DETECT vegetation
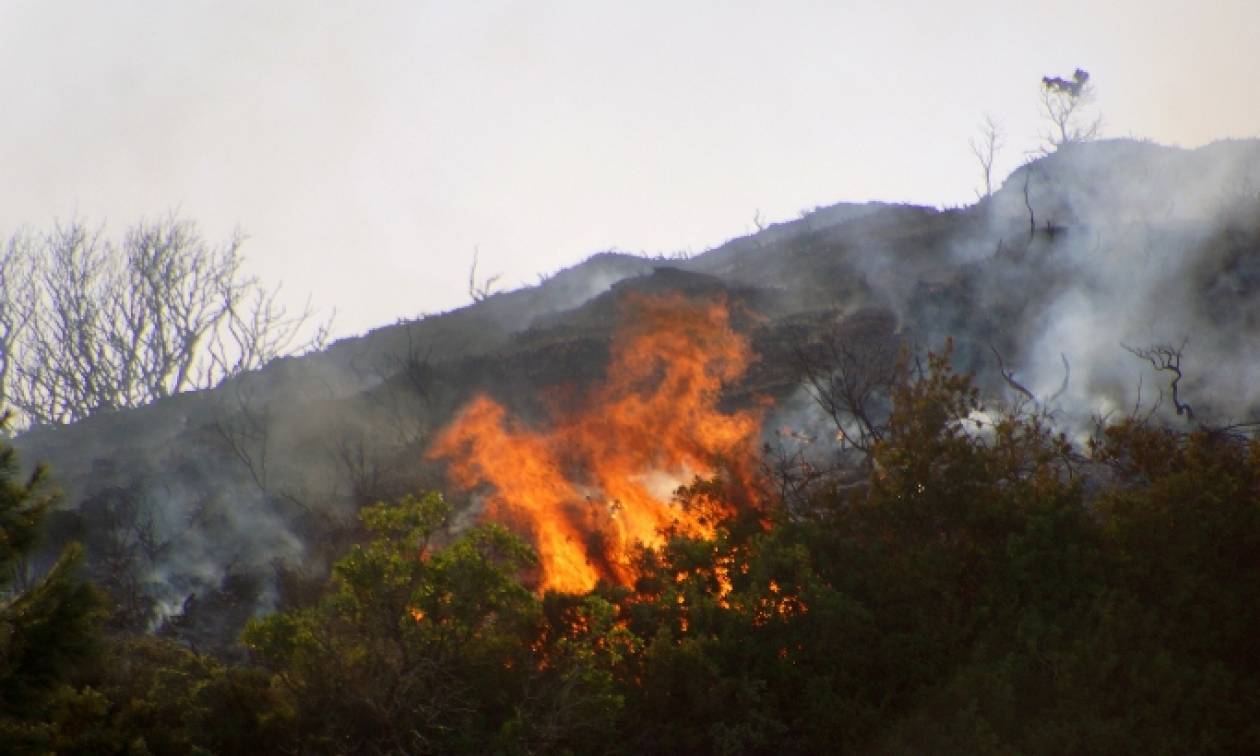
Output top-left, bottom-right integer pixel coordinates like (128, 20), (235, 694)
(1039, 68), (1102, 150)
(0, 215), (328, 428)
(0, 415), (106, 750)
(4, 343), (1260, 754)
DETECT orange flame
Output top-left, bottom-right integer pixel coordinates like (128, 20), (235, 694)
(427, 293), (762, 593)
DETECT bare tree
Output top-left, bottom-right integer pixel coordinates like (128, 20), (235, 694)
(0, 215), (330, 427)
(969, 114), (1004, 200)
(752, 209), (767, 232)
(467, 246), (501, 303)
(759, 429), (833, 513)
(0, 234), (37, 415)
(989, 343), (1070, 416)
(1124, 339), (1194, 421)
(1022, 168), (1038, 239)
(794, 308), (902, 456)
(352, 320), (436, 448)
(1039, 68), (1102, 152)
(212, 379), (276, 496)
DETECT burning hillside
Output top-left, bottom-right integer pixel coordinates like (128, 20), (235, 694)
(11, 138), (1260, 664)
(10, 136), (1260, 753)
(428, 293), (764, 593)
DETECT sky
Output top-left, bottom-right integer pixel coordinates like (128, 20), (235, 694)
(1, 1), (1257, 340)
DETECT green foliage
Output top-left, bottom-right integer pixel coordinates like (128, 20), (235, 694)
(0, 441), (55, 583)
(243, 491), (626, 754)
(0, 421), (108, 748)
(6, 634), (291, 755)
(11, 348), (1260, 752)
(585, 348), (1260, 753)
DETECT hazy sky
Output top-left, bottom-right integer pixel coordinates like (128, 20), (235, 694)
(2, 1), (1257, 339)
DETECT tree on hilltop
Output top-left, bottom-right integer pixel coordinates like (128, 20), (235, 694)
(1039, 67), (1102, 151)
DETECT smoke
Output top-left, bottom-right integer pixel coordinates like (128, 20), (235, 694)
(971, 140), (1260, 428)
(15, 244), (658, 631)
(705, 138), (1260, 464)
(15, 136), (1260, 651)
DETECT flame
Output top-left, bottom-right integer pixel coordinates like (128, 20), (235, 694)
(427, 293), (762, 593)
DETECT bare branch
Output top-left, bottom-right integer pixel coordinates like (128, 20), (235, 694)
(793, 308), (901, 456)
(989, 344), (1036, 404)
(989, 345), (1071, 420)
(0, 215), (330, 428)
(1049, 353), (1070, 404)
(212, 379), (273, 496)
(969, 114), (1004, 200)
(467, 247), (501, 304)
(1023, 169), (1037, 240)
(1123, 338), (1194, 421)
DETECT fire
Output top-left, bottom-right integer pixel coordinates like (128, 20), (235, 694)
(427, 293), (763, 593)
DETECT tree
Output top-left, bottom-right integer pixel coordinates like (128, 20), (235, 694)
(0, 414), (106, 745)
(1123, 339), (1195, 421)
(468, 246), (502, 303)
(969, 113), (1004, 200)
(243, 493), (540, 753)
(243, 491), (636, 754)
(0, 236), (37, 411)
(0, 215), (330, 428)
(1039, 68), (1101, 151)
(792, 307), (902, 458)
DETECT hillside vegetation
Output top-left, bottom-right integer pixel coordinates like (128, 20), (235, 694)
(4, 138), (1260, 753)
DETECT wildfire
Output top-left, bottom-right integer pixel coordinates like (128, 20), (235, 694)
(427, 293), (763, 593)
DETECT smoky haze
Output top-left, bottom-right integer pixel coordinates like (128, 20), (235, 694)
(14, 136), (1260, 651)
(969, 140), (1260, 429)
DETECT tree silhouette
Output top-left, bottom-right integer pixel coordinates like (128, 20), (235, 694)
(1039, 68), (1101, 151)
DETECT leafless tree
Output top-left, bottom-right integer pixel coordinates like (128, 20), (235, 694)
(794, 308), (902, 456)
(759, 430), (831, 512)
(0, 215), (330, 428)
(969, 114), (1004, 200)
(1022, 166), (1039, 239)
(1039, 68), (1102, 153)
(345, 319), (436, 449)
(467, 247), (501, 303)
(1124, 339), (1194, 421)
(212, 378), (276, 496)
(0, 234), (37, 414)
(989, 343), (1070, 417)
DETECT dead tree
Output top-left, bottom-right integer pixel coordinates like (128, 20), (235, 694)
(1022, 169), (1038, 240)
(989, 343), (1070, 416)
(969, 114), (1004, 200)
(1124, 339), (1194, 421)
(468, 247), (502, 303)
(760, 430), (824, 511)
(0, 215), (329, 428)
(212, 378), (276, 497)
(346, 318), (436, 448)
(0, 235), (36, 417)
(794, 308), (901, 456)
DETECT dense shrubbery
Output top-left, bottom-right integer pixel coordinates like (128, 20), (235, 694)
(5, 352), (1260, 754)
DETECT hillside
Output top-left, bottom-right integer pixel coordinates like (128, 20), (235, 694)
(13, 137), (1260, 650)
